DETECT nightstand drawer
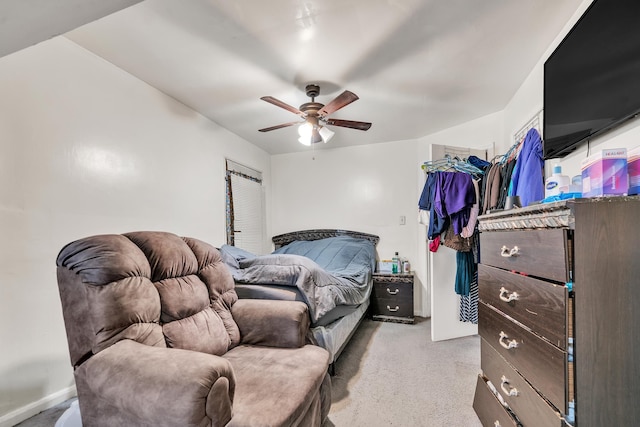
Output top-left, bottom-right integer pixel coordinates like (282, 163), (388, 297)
(480, 229), (570, 283)
(478, 264), (569, 349)
(371, 280), (413, 301)
(370, 297), (413, 318)
(479, 303), (567, 413)
(473, 375), (520, 427)
(481, 339), (566, 427)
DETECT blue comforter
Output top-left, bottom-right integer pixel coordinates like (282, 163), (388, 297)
(220, 236), (376, 323)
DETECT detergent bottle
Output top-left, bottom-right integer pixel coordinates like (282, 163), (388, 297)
(545, 164), (570, 198)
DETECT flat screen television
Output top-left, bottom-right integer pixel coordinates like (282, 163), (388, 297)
(543, 0), (640, 159)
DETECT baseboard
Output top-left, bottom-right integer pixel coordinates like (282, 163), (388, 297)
(0, 386), (77, 427)
(415, 309), (428, 318)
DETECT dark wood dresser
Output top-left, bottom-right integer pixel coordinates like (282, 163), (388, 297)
(370, 272), (414, 324)
(473, 197), (640, 426)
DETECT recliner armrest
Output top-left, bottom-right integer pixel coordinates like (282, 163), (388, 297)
(232, 299), (310, 348)
(74, 339), (235, 426)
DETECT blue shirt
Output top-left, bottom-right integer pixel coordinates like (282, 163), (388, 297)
(509, 128), (544, 207)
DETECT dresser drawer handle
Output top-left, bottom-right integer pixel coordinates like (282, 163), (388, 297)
(499, 287), (519, 302)
(387, 305), (400, 312)
(500, 245), (520, 257)
(498, 331), (518, 350)
(386, 288), (399, 295)
(500, 375), (519, 397)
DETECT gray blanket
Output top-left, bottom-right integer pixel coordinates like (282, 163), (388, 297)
(220, 236), (376, 323)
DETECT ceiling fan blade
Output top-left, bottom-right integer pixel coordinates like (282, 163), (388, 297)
(318, 90), (359, 116)
(258, 121), (300, 132)
(325, 119), (372, 131)
(260, 96), (303, 116)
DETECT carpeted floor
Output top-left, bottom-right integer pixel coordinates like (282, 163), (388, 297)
(16, 317), (482, 427)
(13, 399), (72, 427)
(328, 317), (482, 427)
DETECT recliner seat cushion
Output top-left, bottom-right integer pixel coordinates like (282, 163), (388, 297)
(222, 344), (330, 427)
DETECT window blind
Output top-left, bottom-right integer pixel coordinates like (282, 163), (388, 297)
(226, 160), (265, 254)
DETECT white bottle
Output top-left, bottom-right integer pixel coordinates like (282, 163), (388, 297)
(545, 164), (571, 198)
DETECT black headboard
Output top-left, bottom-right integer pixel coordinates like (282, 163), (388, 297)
(272, 229), (380, 249)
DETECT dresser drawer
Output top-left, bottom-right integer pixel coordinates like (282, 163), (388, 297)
(480, 229), (570, 283)
(479, 303), (567, 413)
(473, 375), (520, 427)
(481, 339), (566, 427)
(478, 264), (569, 349)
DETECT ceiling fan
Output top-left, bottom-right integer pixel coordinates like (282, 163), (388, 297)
(259, 84), (372, 145)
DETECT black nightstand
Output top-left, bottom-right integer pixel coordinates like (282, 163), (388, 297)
(370, 272), (414, 324)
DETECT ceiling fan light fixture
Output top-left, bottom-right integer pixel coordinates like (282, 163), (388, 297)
(311, 127), (323, 144)
(297, 121), (313, 138)
(297, 121), (314, 145)
(298, 117), (326, 145)
(298, 136), (312, 146)
(260, 84), (371, 147)
(318, 126), (335, 143)
(298, 122), (333, 145)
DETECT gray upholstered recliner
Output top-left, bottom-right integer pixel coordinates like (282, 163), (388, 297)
(56, 231), (331, 427)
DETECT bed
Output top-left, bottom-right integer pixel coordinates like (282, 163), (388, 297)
(219, 229), (379, 372)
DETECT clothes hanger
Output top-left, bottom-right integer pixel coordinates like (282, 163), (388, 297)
(453, 161), (484, 177)
(421, 155), (455, 172)
(422, 155), (484, 177)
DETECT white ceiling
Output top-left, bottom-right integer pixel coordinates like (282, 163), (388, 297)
(4, 0), (584, 155)
(0, 0), (143, 57)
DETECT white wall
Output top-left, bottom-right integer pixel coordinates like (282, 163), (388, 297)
(270, 141), (426, 314)
(0, 37), (270, 425)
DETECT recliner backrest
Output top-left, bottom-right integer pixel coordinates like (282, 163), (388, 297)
(56, 231), (240, 368)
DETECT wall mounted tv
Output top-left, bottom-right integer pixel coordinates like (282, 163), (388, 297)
(543, 0), (640, 159)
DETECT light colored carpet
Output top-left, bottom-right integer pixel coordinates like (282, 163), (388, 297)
(13, 399), (72, 427)
(327, 317), (482, 427)
(16, 317), (482, 427)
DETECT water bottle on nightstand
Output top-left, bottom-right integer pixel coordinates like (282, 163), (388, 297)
(392, 252), (400, 274)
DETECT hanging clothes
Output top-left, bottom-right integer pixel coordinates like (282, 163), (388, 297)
(508, 128), (545, 207)
(459, 271), (478, 324)
(497, 158), (517, 210)
(467, 155), (491, 170)
(461, 179), (480, 238)
(441, 223), (473, 252)
(419, 172), (450, 240)
(432, 171), (476, 235)
(419, 159), (485, 325)
(455, 251), (476, 296)
(428, 235), (441, 252)
(482, 162), (502, 214)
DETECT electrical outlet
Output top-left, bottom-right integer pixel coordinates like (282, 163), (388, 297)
(399, 215), (406, 225)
